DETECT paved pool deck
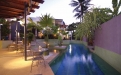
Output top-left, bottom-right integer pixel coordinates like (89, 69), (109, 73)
(0, 48), (59, 75)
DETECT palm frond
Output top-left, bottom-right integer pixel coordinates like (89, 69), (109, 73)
(73, 5), (81, 12)
(74, 12), (82, 19)
(69, 0), (79, 7)
(38, 14), (54, 28)
(70, 0), (91, 21)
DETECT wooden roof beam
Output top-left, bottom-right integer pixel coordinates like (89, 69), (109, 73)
(0, 16), (17, 18)
(30, 10), (35, 12)
(0, 0), (40, 9)
(32, 4), (39, 9)
(0, 0), (43, 18)
(0, 6), (23, 12)
(0, 1), (24, 10)
(0, 10), (23, 15)
(0, 13), (21, 17)
(32, 0), (44, 3)
(0, 0), (27, 5)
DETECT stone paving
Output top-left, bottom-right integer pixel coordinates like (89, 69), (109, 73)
(0, 48), (59, 75)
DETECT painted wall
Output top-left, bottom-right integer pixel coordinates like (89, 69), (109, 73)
(11, 21), (24, 41)
(94, 46), (121, 73)
(0, 40), (12, 49)
(94, 14), (121, 73)
(95, 15), (121, 55)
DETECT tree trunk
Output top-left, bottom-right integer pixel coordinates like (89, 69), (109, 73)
(81, 5), (84, 22)
(46, 30), (49, 48)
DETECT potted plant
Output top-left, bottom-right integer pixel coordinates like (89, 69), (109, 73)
(27, 32), (34, 45)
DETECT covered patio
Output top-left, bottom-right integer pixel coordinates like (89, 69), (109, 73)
(0, 0), (44, 60)
(0, 0), (59, 75)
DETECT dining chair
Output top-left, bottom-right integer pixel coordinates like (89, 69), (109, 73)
(30, 51), (46, 72)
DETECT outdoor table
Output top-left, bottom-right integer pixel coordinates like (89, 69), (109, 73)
(31, 47), (49, 55)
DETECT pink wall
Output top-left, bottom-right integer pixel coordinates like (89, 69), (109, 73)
(94, 14), (121, 55)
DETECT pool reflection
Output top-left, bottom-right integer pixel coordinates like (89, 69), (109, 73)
(50, 44), (104, 75)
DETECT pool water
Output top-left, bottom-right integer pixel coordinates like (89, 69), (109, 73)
(50, 44), (121, 75)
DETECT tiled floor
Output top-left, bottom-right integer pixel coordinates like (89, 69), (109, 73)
(0, 48), (59, 75)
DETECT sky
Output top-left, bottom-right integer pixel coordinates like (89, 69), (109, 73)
(29, 0), (112, 25)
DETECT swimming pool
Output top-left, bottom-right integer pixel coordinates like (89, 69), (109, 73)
(50, 44), (121, 75)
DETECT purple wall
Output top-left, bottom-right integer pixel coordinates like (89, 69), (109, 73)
(94, 14), (121, 55)
(83, 36), (87, 42)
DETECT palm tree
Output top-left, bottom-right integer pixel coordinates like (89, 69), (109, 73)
(70, 0), (91, 22)
(38, 14), (53, 48)
(51, 25), (59, 38)
(112, 0), (121, 16)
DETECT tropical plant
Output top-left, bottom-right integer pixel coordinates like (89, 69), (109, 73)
(27, 32), (34, 43)
(68, 23), (76, 31)
(112, 0), (121, 16)
(51, 25), (59, 35)
(67, 22), (80, 39)
(67, 22), (78, 33)
(70, 0), (91, 21)
(0, 18), (6, 24)
(38, 14), (54, 48)
(75, 8), (113, 40)
(61, 30), (68, 35)
(0, 18), (10, 40)
(27, 18), (42, 31)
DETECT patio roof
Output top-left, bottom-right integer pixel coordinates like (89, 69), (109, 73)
(0, 0), (44, 61)
(0, 0), (44, 18)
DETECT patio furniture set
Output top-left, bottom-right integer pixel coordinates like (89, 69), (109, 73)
(8, 41), (48, 72)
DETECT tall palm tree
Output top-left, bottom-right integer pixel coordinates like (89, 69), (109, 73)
(70, 0), (91, 22)
(38, 14), (53, 47)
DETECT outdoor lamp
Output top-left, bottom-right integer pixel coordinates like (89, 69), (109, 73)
(0, 24), (3, 25)
(18, 19), (25, 27)
(43, 27), (46, 30)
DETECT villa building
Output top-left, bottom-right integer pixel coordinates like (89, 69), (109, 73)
(30, 17), (68, 38)
(7, 17), (68, 41)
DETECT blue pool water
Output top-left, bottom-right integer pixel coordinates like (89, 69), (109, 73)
(50, 44), (105, 75)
